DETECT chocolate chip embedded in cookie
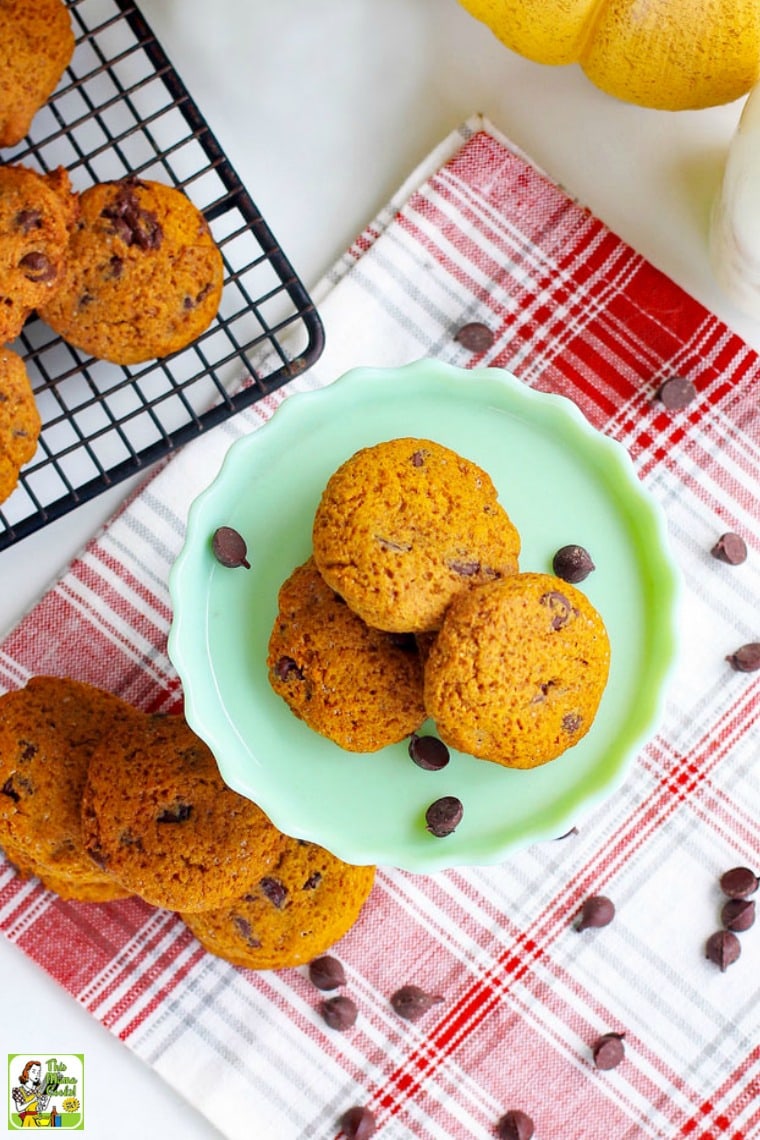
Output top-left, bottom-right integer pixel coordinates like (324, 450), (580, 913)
(0, 0), (75, 148)
(39, 177), (224, 364)
(181, 838), (375, 970)
(312, 438), (521, 633)
(267, 557), (427, 751)
(81, 708), (284, 911)
(0, 346), (40, 504)
(0, 163), (79, 342)
(423, 572), (610, 769)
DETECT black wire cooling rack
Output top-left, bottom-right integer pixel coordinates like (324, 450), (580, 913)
(1, 0), (324, 550)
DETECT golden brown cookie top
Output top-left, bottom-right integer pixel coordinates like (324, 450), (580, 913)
(182, 838), (375, 970)
(0, 0), (75, 148)
(81, 708), (286, 912)
(267, 557), (426, 752)
(0, 345), (40, 504)
(312, 437), (521, 633)
(38, 177), (224, 364)
(423, 572), (611, 769)
(0, 162), (79, 342)
(0, 676), (139, 876)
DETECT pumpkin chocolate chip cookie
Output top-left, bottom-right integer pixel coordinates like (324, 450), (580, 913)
(312, 437), (521, 633)
(0, 345), (40, 504)
(423, 572), (610, 768)
(81, 707), (285, 912)
(0, 0), (75, 148)
(267, 557), (426, 751)
(39, 176), (224, 363)
(0, 162), (79, 342)
(0, 676), (134, 902)
(181, 837), (375, 970)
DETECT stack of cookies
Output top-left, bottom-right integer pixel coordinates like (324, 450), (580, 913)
(0, 676), (375, 970)
(0, 1), (225, 506)
(268, 437), (611, 770)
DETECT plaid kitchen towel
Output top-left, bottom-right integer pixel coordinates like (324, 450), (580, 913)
(2, 114), (760, 1139)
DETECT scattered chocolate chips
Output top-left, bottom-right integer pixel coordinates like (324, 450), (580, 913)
(390, 984), (444, 1021)
(591, 1032), (625, 1070)
(719, 866), (758, 898)
(726, 643), (760, 673)
(552, 543), (595, 583)
(657, 375), (697, 410)
(340, 1105), (377, 1140)
(711, 532), (747, 565)
(705, 929), (741, 971)
(425, 796), (463, 837)
(14, 208), (42, 232)
(320, 994), (358, 1031)
(408, 732), (450, 771)
(211, 525), (251, 568)
(496, 1109), (535, 1140)
(308, 955), (346, 991)
(274, 655), (303, 682)
(454, 321), (495, 352)
(575, 895), (616, 931)
(260, 877), (289, 908)
(18, 251), (55, 282)
(101, 182), (163, 249)
(721, 898), (756, 933)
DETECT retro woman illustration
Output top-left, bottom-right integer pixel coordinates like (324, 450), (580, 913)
(11, 1060), (51, 1127)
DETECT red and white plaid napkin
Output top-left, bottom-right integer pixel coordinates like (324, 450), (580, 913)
(2, 114), (760, 1139)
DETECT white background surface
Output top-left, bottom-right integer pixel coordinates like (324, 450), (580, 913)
(1, 2), (759, 1136)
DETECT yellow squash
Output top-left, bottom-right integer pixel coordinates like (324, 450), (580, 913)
(459, 0), (760, 110)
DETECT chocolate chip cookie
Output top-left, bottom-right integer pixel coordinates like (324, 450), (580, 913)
(312, 438), (521, 633)
(0, 0), (75, 148)
(0, 345), (40, 504)
(39, 177), (224, 363)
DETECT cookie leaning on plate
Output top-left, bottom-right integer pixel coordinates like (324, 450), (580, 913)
(81, 706), (285, 912)
(182, 838), (375, 970)
(267, 557), (426, 752)
(0, 676), (134, 902)
(39, 177), (224, 364)
(424, 572), (611, 769)
(0, 0), (75, 148)
(312, 437), (521, 633)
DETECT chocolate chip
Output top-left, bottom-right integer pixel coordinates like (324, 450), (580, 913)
(1, 777), (20, 803)
(721, 898), (755, 932)
(211, 526), (250, 568)
(657, 375), (697, 409)
(410, 449), (426, 467)
(309, 955), (346, 991)
(18, 251), (55, 282)
(705, 929), (741, 971)
(711, 532), (747, 565)
(375, 536), (412, 553)
(562, 712), (582, 735)
(156, 802), (192, 823)
(719, 866), (758, 898)
(107, 254), (124, 279)
(232, 915), (262, 947)
(408, 733), (450, 771)
(726, 644), (760, 672)
(552, 544), (595, 583)
(575, 895), (615, 931)
(554, 826), (579, 841)
(320, 994), (358, 1031)
(592, 1032), (625, 1070)
(14, 209), (42, 233)
(496, 1109), (535, 1140)
(260, 877), (288, 908)
(539, 590), (575, 630)
(390, 984), (444, 1021)
(101, 184), (163, 249)
(340, 1106), (377, 1140)
(448, 559), (482, 576)
(302, 871), (322, 890)
(274, 656), (303, 682)
(425, 796), (463, 837)
(454, 321), (495, 351)
(19, 742), (36, 762)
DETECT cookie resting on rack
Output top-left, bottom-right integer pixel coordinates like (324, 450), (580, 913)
(39, 176), (224, 364)
(0, 0), (75, 148)
(0, 345), (40, 504)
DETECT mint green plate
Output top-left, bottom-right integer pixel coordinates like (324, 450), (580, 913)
(168, 360), (679, 872)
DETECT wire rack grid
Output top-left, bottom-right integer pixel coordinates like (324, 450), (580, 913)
(1, 0), (324, 550)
